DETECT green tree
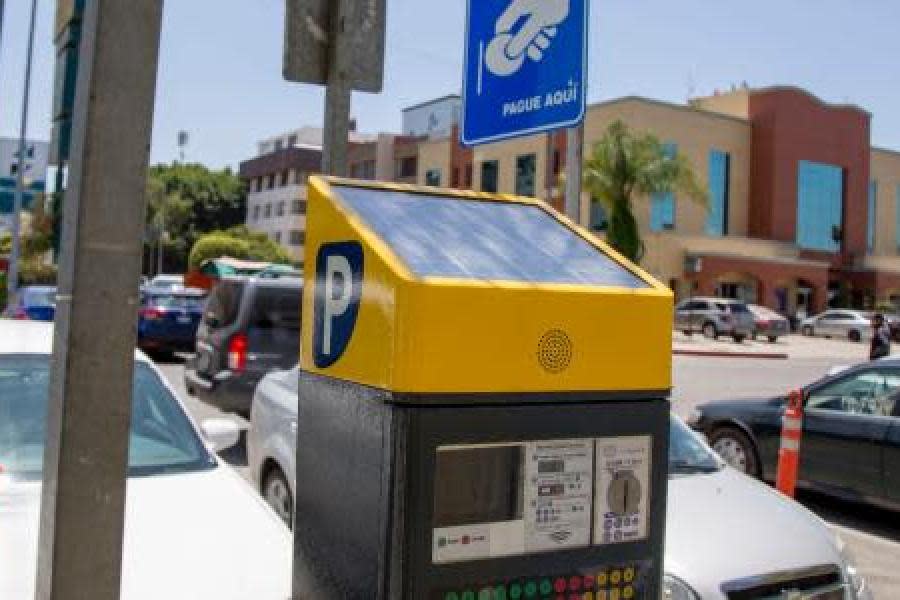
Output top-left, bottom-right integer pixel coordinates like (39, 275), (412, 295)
(582, 120), (708, 262)
(188, 226), (292, 271)
(145, 163), (247, 273)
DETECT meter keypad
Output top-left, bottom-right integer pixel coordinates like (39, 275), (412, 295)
(433, 563), (648, 600)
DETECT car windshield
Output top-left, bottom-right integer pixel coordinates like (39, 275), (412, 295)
(146, 293), (206, 310)
(23, 289), (57, 308)
(669, 416), (721, 475)
(0, 355), (216, 479)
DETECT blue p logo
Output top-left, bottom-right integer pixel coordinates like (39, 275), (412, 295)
(313, 241), (364, 368)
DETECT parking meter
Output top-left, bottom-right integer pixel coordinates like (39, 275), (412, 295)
(294, 177), (673, 600)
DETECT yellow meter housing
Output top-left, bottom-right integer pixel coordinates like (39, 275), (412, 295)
(293, 177), (672, 600)
(301, 177), (672, 396)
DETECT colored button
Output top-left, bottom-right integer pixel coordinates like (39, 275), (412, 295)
(623, 567), (635, 583)
(596, 591), (608, 600)
(554, 578), (567, 593)
(609, 570), (622, 585)
(622, 586), (634, 599)
(596, 572), (608, 587)
(569, 594), (580, 600)
(479, 588), (492, 600)
(509, 583), (523, 599)
(444, 593), (460, 600)
(582, 576), (594, 590)
(524, 581), (538, 598)
(568, 576), (582, 591)
(540, 578), (554, 595)
(495, 585), (508, 600)
(609, 589), (620, 600)
(462, 592), (476, 600)
(583, 594), (594, 600)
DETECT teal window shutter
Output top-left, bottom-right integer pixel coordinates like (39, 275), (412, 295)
(706, 150), (729, 236)
(650, 143), (677, 232)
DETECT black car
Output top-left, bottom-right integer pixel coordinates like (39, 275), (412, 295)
(184, 275), (302, 417)
(688, 359), (900, 511)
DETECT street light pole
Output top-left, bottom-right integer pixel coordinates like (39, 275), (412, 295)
(6, 0), (38, 313)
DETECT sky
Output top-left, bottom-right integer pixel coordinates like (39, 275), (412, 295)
(0, 0), (899, 171)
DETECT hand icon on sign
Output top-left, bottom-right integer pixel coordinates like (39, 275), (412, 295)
(485, 0), (570, 77)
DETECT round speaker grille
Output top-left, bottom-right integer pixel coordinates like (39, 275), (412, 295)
(537, 329), (572, 374)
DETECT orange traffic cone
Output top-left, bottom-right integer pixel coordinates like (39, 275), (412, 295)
(776, 389), (804, 497)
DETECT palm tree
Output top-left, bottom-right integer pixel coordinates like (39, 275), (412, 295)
(582, 120), (708, 262)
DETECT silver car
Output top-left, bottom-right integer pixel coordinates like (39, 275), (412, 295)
(675, 297), (755, 342)
(247, 368), (870, 599)
(801, 309), (872, 342)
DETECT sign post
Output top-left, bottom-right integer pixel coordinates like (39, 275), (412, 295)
(461, 0), (587, 147)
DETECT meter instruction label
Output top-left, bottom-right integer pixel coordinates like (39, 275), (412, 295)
(593, 436), (651, 545)
(523, 439), (593, 551)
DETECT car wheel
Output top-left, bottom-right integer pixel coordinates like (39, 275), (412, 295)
(702, 322), (718, 340)
(263, 467), (293, 528)
(682, 330), (692, 336)
(732, 334), (746, 343)
(801, 325), (814, 337)
(848, 330), (861, 343)
(709, 427), (760, 477)
(767, 335), (778, 343)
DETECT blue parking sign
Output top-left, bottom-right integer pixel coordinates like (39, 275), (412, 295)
(461, 0), (587, 147)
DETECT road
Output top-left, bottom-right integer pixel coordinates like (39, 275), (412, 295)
(158, 350), (899, 598)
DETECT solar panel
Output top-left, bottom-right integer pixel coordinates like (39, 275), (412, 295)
(333, 185), (648, 288)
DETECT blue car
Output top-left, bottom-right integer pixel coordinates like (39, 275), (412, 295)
(11, 286), (57, 321)
(138, 288), (206, 355)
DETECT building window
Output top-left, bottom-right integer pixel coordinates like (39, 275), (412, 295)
(552, 149), (562, 176)
(797, 160), (843, 252)
(264, 203), (272, 218)
(650, 143), (677, 232)
(274, 139), (283, 152)
(589, 199), (608, 231)
(280, 170), (290, 186)
(452, 167), (460, 187)
(363, 160), (376, 179)
(289, 230), (305, 246)
(481, 160), (498, 193)
(295, 170), (306, 185)
(274, 231), (282, 244)
(288, 134), (298, 147)
(464, 163), (473, 188)
(276, 201), (285, 217)
(515, 154), (536, 197)
(706, 150), (730, 236)
(868, 181), (877, 252)
(425, 168), (441, 186)
(252, 205), (260, 221)
(266, 174), (275, 190)
(292, 200), (306, 215)
(396, 156), (417, 179)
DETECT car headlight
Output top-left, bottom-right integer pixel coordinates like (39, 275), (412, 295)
(663, 574), (699, 600)
(836, 534), (870, 600)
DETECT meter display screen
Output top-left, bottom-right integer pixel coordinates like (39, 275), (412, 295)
(434, 446), (524, 527)
(332, 185), (648, 288)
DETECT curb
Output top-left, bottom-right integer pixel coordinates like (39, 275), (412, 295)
(673, 348), (789, 360)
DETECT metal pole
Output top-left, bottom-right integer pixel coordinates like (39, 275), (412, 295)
(321, 0), (355, 176)
(6, 0), (37, 313)
(564, 124), (584, 222)
(36, 1), (164, 599)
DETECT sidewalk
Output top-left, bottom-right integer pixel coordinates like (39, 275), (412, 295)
(673, 331), (872, 361)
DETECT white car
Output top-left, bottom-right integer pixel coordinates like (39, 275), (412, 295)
(801, 309), (872, 342)
(0, 321), (292, 599)
(249, 367), (869, 600)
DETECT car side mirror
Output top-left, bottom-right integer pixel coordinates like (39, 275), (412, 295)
(201, 418), (241, 453)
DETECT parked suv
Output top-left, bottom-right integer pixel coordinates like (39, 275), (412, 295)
(184, 276), (302, 416)
(675, 297), (755, 342)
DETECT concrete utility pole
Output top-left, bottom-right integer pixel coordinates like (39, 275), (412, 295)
(320, 0), (355, 176)
(564, 124), (584, 223)
(36, 2), (164, 600)
(6, 0), (37, 313)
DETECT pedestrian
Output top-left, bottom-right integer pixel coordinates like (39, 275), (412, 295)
(869, 313), (892, 361)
